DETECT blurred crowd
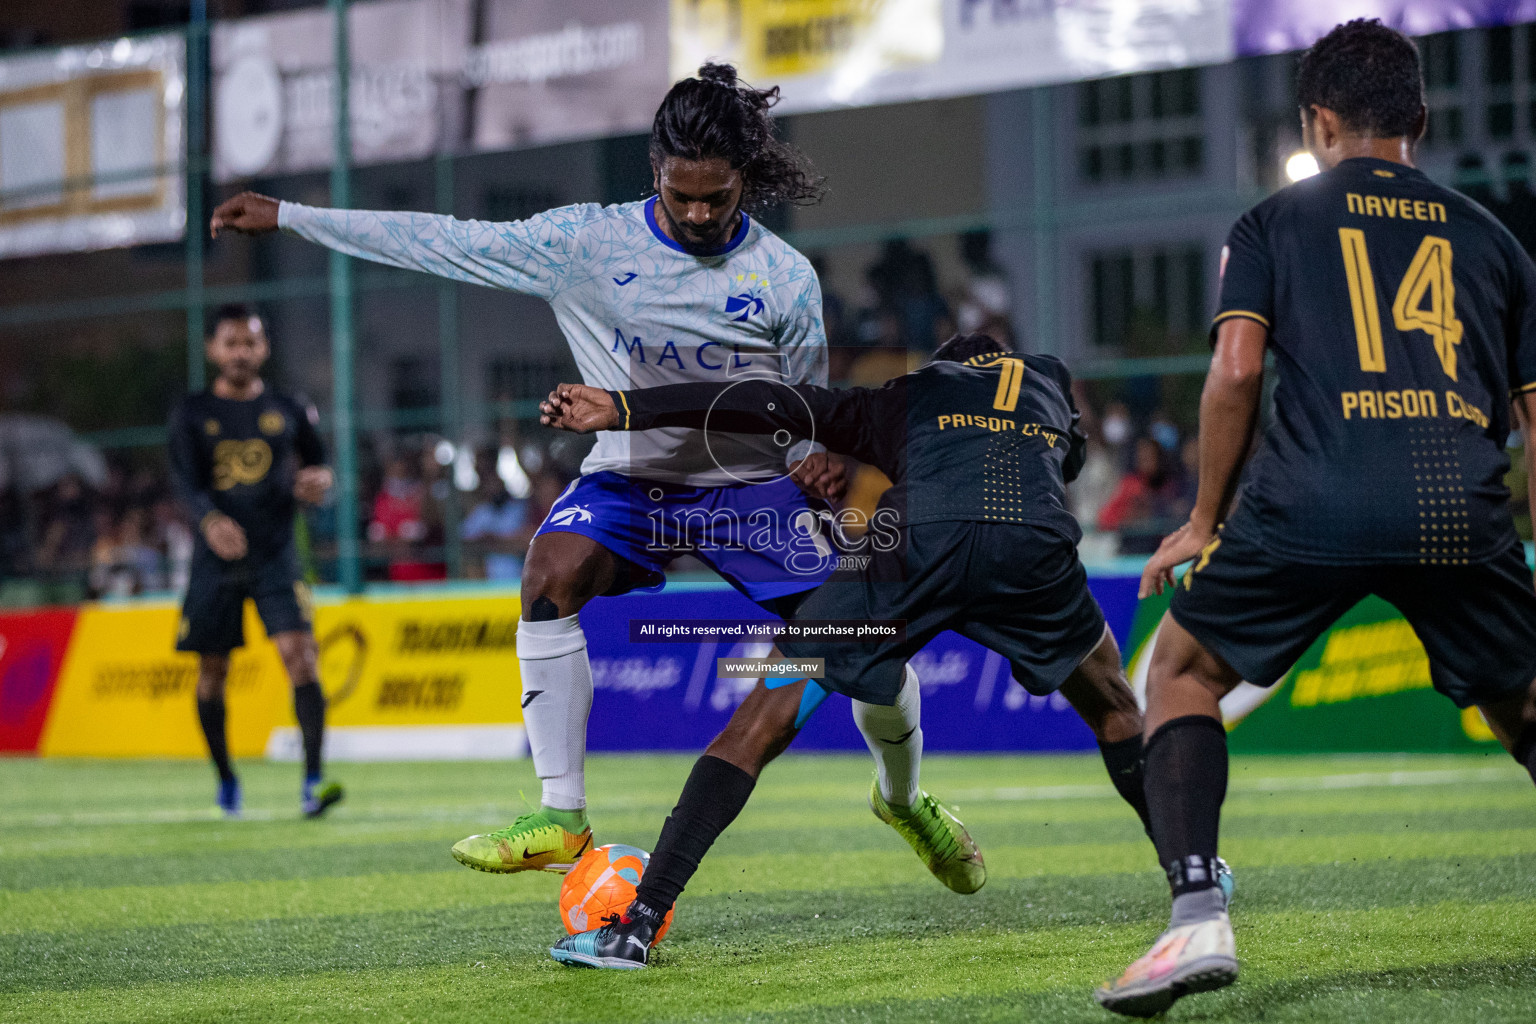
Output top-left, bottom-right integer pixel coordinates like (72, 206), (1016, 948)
(0, 440), (576, 600)
(4, 468), (194, 599)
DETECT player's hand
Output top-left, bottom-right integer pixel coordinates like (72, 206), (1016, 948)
(1139, 520), (1216, 599)
(210, 191), (280, 238)
(540, 384), (620, 433)
(294, 466), (334, 504)
(789, 450), (847, 502)
(202, 513), (249, 561)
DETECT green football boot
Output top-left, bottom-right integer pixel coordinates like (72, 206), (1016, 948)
(868, 778), (986, 894)
(451, 811), (594, 874)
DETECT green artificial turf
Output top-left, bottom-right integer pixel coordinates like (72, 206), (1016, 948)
(1, 752), (1533, 1022)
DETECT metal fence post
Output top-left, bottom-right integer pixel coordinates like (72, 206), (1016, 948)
(436, 151), (463, 579)
(329, 0), (361, 593)
(1031, 85), (1058, 356)
(185, 0), (208, 391)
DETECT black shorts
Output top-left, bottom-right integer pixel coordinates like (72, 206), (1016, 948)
(1171, 521), (1536, 708)
(176, 546), (313, 655)
(778, 521), (1106, 705)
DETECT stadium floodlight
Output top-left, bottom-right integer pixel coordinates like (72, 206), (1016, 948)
(1285, 149), (1320, 182)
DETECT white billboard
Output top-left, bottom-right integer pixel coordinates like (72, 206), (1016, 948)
(671, 0), (1234, 113)
(0, 33), (186, 258)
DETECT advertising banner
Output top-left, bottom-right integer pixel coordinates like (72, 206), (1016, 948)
(266, 594), (527, 760)
(22, 559), (1523, 758)
(38, 592), (526, 760)
(212, 0), (472, 181)
(671, 0), (1233, 114)
(0, 32), (185, 258)
(40, 602), (289, 758)
(1234, 1), (1536, 57)
(1123, 588), (1503, 753)
(468, 0), (671, 153)
(578, 575), (1142, 753)
(0, 608), (76, 753)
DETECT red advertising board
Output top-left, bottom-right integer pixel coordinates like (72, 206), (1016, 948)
(0, 608), (77, 753)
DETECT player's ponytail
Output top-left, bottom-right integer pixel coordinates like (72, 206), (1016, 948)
(650, 62), (826, 213)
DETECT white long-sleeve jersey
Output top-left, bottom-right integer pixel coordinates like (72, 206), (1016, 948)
(280, 197), (827, 486)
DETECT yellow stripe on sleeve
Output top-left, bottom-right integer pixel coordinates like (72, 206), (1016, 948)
(1512, 379), (1536, 397)
(616, 390), (632, 429)
(1212, 309), (1271, 329)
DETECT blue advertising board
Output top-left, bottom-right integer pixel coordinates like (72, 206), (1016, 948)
(579, 573), (1143, 753)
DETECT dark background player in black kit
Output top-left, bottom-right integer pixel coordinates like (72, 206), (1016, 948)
(537, 332), (1174, 969)
(168, 304), (344, 819)
(1096, 20), (1536, 1018)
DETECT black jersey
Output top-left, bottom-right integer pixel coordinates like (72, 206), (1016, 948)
(609, 351), (1087, 541)
(168, 389), (325, 559)
(1216, 156), (1536, 565)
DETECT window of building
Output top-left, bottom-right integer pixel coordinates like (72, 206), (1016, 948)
(1089, 243), (1207, 352)
(1481, 24), (1529, 142)
(488, 355), (579, 405)
(389, 355), (435, 412)
(1077, 69), (1203, 185)
(1420, 31), (1463, 148)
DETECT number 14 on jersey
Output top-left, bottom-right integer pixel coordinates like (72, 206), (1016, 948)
(1339, 229), (1464, 381)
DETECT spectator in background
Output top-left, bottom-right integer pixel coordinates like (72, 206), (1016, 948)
(1068, 391), (1124, 544)
(36, 475), (96, 577)
(1173, 437), (1201, 523)
(416, 446), (450, 571)
(369, 455), (443, 582)
(152, 494), (194, 593)
(462, 480), (529, 581)
(89, 506), (161, 597)
(1147, 408), (1181, 455)
(865, 239), (952, 351)
(956, 231), (1013, 346)
(1100, 401), (1133, 450)
(1097, 435), (1186, 537)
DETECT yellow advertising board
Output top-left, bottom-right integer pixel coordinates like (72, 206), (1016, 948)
(41, 602), (288, 758)
(40, 592), (525, 759)
(671, 1), (938, 84)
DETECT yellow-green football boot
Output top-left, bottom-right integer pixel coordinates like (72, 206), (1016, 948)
(869, 778), (986, 894)
(452, 811), (593, 874)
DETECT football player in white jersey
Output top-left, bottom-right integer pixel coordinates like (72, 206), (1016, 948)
(209, 65), (975, 890)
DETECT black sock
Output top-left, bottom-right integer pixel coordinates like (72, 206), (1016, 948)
(1098, 734), (1153, 838)
(292, 681), (326, 781)
(1144, 715), (1228, 896)
(1514, 725), (1536, 788)
(196, 696), (236, 784)
(632, 755), (757, 916)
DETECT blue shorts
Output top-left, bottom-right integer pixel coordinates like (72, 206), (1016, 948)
(534, 471), (836, 607)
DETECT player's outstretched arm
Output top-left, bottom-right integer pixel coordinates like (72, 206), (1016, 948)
(1140, 318), (1266, 598)
(213, 192), (583, 298)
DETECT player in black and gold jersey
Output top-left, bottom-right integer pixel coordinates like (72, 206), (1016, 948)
(534, 332), (1177, 969)
(1097, 21), (1536, 1017)
(168, 304), (343, 819)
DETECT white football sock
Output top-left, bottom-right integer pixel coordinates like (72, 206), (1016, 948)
(516, 615), (592, 811)
(852, 664), (923, 808)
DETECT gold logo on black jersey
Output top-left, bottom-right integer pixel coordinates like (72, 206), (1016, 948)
(204, 419), (221, 436)
(212, 439), (273, 490)
(259, 410), (286, 436)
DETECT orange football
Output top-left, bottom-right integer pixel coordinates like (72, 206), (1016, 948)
(559, 843), (674, 944)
